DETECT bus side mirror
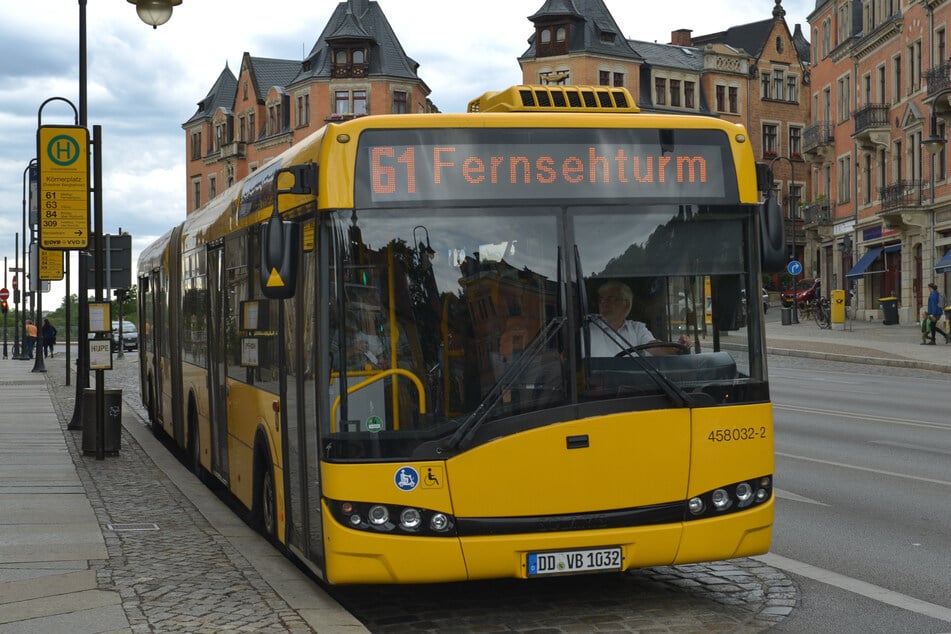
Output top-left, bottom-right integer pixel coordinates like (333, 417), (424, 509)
(759, 193), (786, 273)
(260, 212), (299, 299)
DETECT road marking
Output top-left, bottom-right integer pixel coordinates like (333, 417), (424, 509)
(755, 553), (951, 624)
(776, 452), (951, 487)
(868, 440), (951, 457)
(773, 488), (829, 506)
(775, 403), (950, 431)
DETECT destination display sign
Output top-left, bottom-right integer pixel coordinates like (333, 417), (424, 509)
(355, 128), (737, 206)
(37, 125), (90, 250)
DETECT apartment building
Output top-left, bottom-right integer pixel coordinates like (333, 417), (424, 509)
(183, 0), (813, 293)
(182, 0), (433, 214)
(805, 0), (951, 323)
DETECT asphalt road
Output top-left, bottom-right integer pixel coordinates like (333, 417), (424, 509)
(767, 356), (951, 633)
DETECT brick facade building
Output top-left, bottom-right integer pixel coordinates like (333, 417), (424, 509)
(805, 0), (951, 323)
(184, 0), (814, 297)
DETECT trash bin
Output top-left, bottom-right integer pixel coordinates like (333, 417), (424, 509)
(781, 306), (792, 325)
(879, 297), (899, 325)
(82, 388), (122, 455)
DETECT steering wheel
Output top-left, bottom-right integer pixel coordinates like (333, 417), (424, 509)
(615, 341), (690, 357)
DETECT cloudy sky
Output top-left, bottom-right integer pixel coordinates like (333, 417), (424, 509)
(0, 0), (812, 310)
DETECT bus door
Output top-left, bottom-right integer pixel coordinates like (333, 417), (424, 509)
(205, 243), (230, 482)
(281, 220), (326, 573)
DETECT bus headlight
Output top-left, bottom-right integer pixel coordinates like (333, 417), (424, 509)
(328, 499), (457, 536)
(400, 508), (422, 530)
(684, 475), (772, 520)
(711, 488), (732, 511)
(430, 513), (449, 532)
(735, 482), (753, 505)
(367, 505), (389, 526)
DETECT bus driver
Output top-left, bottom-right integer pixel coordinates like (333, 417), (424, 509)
(589, 280), (691, 356)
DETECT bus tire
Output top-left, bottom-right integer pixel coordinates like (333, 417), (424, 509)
(146, 377), (159, 436)
(187, 398), (202, 480)
(253, 444), (277, 541)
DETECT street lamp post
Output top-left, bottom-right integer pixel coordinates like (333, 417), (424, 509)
(68, 0), (183, 442)
(769, 155), (799, 323)
(128, 0), (182, 28)
(924, 111), (946, 289)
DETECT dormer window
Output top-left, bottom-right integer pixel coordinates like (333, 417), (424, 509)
(536, 21), (570, 57)
(333, 46), (370, 78)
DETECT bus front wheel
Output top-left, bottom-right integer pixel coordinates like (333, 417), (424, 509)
(253, 446), (277, 541)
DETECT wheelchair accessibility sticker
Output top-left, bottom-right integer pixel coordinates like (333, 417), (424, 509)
(395, 466), (419, 491)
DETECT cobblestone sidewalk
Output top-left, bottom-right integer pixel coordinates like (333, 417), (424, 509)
(47, 377), (315, 634)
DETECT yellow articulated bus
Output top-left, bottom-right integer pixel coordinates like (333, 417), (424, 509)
(138, 85), (785, 585)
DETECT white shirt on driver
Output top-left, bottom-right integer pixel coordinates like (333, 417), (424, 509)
(587, 320), (656, 357)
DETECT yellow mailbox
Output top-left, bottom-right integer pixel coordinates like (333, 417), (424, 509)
(831, 289), (846, 324)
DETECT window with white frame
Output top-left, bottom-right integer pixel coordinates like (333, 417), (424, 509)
(773, 70), (784, 100)
(837, 156), (851, 203)
(296, 93), (310, 127)
(789, 126), (802, 155)
(786, 75), (798, 102)
(763, 123), (778, 154)
(655, 77), (667, 105)
(837, 74), (851, 122)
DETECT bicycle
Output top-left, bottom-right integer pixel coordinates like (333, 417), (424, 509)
(813, 297), (831, 329)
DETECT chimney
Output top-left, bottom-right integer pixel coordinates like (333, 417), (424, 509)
(671, 29), (692, 46)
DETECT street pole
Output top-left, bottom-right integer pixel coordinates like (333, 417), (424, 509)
(12, 237), (21, 360)
(769, 155), (799, 323)
(68, 0), (90, 430)
(2, 257), (7, 359)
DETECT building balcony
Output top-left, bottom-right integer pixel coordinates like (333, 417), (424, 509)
(801, 200), (834, 225)
(878, 180), (926, 229)
(802, 122), (834, 163)
(219, 141), (246, 159)
(852, 104), (891, 151)
(926, 60), (951, 121)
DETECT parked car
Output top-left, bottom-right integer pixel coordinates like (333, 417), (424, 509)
(111, 320), (138, 352)
(781, 279), (820, 307)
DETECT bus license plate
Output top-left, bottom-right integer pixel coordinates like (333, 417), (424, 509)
(526, 547), (622, 576)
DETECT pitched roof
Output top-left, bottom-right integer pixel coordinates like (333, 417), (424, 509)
(690, 18), (773, 58)
(630, 40), (704, 72)
(295, 0), (421, 83)
(184, 63), (237, 126)
(246, 56), (302, 99)
(520, 0), (641, 62)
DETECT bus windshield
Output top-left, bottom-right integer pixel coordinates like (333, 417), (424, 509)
(324, 202), (765, 460)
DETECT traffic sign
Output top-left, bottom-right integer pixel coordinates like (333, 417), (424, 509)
(37, 125), (90, 250)
(39, 247), (65, 281)
(0, 288), (8, 301)
(787, 260), (803, 276)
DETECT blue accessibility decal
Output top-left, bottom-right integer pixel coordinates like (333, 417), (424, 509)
(394, 466), (419, 491)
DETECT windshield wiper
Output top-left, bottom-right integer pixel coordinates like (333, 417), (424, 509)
(443, 316), (566, 451)
(587, 314), (691, 408)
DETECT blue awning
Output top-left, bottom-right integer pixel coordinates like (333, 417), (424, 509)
(846, 248), (883, 280)
(937, 250), (951, 274)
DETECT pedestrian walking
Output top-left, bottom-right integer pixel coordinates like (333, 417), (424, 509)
(42, 318), (57, 358)
(926, 282), (948, 345)
(24, 319), (37, 359)
(920, 307), (930, 344)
